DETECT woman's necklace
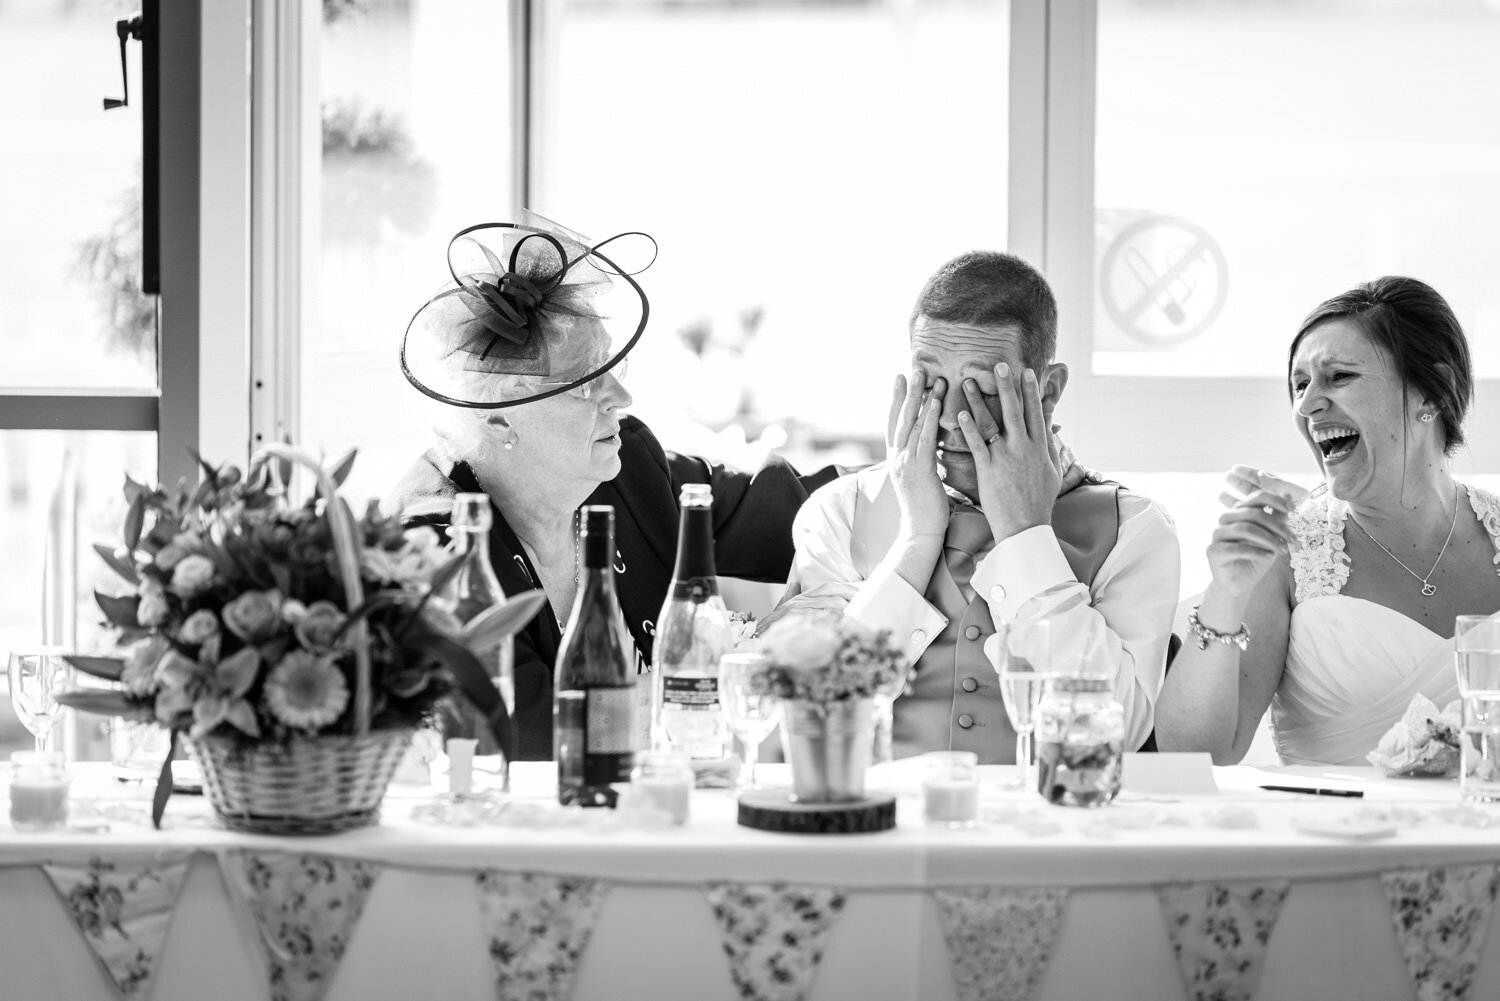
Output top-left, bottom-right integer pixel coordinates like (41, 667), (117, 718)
(1348, 483), (1459, 597)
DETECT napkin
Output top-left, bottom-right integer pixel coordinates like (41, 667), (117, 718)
(1367, 694), (1462, 777)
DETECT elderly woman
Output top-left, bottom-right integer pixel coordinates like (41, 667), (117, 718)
(387, 216), (839, 759)
(1156, 276), (1500, 765)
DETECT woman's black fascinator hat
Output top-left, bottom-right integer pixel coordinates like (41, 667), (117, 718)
(401, 213), (656, 409)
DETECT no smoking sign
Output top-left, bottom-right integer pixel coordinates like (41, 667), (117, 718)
(1098, 215), (1228, 348)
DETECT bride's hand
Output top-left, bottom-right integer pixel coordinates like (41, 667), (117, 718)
(1224, 464), (1308, 508)
(1207, 488), (1295, 597)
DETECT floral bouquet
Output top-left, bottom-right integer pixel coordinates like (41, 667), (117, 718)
(59, 444), (545, 829)
(749, 612), (909, 712)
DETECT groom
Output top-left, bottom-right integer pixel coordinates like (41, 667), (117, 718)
(778, 251), (1179, 760)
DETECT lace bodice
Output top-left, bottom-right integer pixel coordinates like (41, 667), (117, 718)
(1290, 483), (1500, 605)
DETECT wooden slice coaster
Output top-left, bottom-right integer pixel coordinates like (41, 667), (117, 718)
(736, 790), (897, 834)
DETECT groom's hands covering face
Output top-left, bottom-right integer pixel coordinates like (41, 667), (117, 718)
(955, 363), (1061, 542)
(887, 371), (949, 541)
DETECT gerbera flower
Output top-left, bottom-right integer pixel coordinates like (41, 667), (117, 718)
(264, 651), (349, 731)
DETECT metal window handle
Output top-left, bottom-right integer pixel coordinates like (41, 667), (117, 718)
(103, 13), (144, 111)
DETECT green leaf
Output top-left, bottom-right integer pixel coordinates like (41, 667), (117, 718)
(461, 589), (548, 656)
(95, 591), (142, 629)
(56, 690), (153, 720)
(187, 446), (221, 489)
(215, 646), (260, 700)
(325, 448), (358, 489)
(420, 628), (515, 764)
(94, 543), (141, 586)
(333, 591), (409, 642)
(202, 537), (239, 582)
(123, 493), (146, 552)
(152, 730), (178, 829)
(428, 549), (470, 597)
(224, 699), (261, 738)
(63, 654), (127, 681)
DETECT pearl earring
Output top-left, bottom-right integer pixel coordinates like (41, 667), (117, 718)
(503, 438), (515, 450)
(1419, 413), (1435, 423)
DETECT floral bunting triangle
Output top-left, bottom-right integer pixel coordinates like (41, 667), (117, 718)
(704, 882), (847, 1001)
(473, 870), (610, 1001)
(43, 854), (192, 1000)
(1382, 863), (1500, 1001)
(1156, 880), (1290, 1001)
(932, 886), (1068, 1001)
(222, 851), (382, 1001)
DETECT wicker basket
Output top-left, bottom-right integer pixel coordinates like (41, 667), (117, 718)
(185, 728), (414, 835)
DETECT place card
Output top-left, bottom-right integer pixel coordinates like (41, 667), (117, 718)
(1122, 752), (1219, 796)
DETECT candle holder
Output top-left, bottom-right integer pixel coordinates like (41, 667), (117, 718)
(921, 750), (980, 828)
(9, 751), (70, 831)
(629, 751), (693, 825)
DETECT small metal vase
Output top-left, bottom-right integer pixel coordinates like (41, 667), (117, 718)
(779, 697), (875, 802)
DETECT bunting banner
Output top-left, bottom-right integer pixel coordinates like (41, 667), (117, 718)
(42, 854), (192, 1001)
(1156, 880), (1290, 1001)
(473, 870), (610, 1001)
(1382, 863), (1500, 1001)
(932, 886), (1068, 1001)
(221, 851), (382, 1001)
(704, 882), (847, 1001)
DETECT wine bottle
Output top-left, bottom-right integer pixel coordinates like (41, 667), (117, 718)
(555, 506), (636, 807)
(445, 494), (515, 783)
(652, 484), (732, 778)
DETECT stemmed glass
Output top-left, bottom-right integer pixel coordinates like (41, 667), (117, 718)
(995, 619), (1051, 793)
(718, 652), (783, 792)
(7, 648), (72, 754)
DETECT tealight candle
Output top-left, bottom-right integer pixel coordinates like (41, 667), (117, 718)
(921, 751), (979, 828)
(630, 752), (693, 825)
(9, 752), (69, 831)
(446, 738), (478, 797)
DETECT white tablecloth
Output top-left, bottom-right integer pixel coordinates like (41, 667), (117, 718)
(2, 761), (1498, 1001)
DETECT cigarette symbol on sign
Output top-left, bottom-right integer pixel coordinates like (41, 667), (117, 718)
(1101, 216), (1228, 347)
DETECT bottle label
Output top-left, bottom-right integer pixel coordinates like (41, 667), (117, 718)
(586, 687), (636, 753)
(662, 675), (720, 709)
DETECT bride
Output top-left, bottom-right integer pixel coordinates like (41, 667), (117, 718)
(1155, 276), (1500, 766)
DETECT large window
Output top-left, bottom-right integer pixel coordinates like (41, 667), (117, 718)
(0, 0), (163, 756)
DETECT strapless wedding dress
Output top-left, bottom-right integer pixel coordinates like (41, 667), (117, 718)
(1272, 485), (1500, 766)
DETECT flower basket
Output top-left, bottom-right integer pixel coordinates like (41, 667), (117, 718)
(58, 443), (546, 832)
(187, 728), (414, 835)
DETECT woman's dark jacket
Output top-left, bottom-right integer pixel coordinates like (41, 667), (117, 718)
(387, 415), (843, 760)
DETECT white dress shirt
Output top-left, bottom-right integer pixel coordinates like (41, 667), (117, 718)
(787, 469), (1180, 749)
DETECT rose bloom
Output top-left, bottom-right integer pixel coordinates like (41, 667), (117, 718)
(136, 579), (171, 627)
(170, 554), (217, 597)
(761, 615), (841, 672)
(221, 588), (285, 642)
(294, 601), (346, 653)
(155, 531), (204, 571)
(178, 609), (220, 645)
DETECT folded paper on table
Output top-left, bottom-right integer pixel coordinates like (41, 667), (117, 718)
(1123, 753), (1219, 796)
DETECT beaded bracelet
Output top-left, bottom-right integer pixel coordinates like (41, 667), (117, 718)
(1188, 604), (1250, 652)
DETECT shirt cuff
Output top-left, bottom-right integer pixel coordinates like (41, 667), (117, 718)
(972, 525), (1079, 622)
(846, 567), (948, 663)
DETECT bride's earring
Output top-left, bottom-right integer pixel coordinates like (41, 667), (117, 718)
(503, 437), (516, 450)
(1419, 412), (1435, 423)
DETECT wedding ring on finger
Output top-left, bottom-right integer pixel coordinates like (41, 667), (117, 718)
(985, 431), (1001, 446)
(1261, 505), (1275, 515)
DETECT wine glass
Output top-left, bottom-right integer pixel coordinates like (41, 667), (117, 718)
(995, 619), (1051, 793)
(7, 648), (72, 754)
(718, 652), (782, 792)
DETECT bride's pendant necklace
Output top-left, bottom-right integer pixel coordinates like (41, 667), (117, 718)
(1349, 483), (1459, 597)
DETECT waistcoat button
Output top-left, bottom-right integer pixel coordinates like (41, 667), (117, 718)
(963, 625), (981, 640)
(960, 677), (978, 693)
(957, 713), (975, 729)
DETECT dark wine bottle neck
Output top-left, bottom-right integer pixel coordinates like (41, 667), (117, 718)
(671, 505), (715, 583)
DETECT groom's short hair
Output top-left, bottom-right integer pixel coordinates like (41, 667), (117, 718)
(909, 251), (1057, 371)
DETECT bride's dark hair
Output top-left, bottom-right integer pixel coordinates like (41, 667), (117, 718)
(1288, 276), (1473, 455)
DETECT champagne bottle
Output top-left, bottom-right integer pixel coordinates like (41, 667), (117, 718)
(446, 494), (514, 781)
(652, 484), (732, 778)
(555, 506), (636, 807)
